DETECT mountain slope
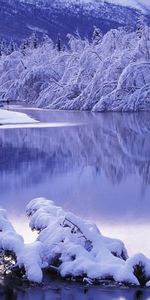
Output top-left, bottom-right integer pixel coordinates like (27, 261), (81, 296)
(0, 0), (149, 42)
(107, 0), (150, 13)
(19, 0), (150, 12)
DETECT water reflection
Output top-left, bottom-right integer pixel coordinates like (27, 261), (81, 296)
(0, 282), (149, 300)
(0, 110), (150, 255)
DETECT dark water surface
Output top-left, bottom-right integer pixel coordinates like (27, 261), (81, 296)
(1, 280), (150, 300)
(0, 107), (150, 298)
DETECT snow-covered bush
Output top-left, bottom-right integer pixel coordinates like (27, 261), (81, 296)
(0, 25), (150, 111)
(1, 198), (150, 286)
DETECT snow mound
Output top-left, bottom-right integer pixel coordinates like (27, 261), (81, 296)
(1, 198), (150, 286)
(0, 109), (37, 125)
(0, 208), (24, 254)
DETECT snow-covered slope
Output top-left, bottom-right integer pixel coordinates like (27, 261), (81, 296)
(107, 0), (150, 13)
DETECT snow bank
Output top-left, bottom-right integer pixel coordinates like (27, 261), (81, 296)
(0, 24), (150, 111)
(0, 109), (37, 124)
(1, 198), (150, 286)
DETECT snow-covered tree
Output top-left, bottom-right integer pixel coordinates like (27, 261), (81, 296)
(0, 24), (150, 111)
(0, 39), (7, 57)
(92, 26), (103, 45)
(20, 38), (30, 55)
(28, 32), (39, 49)
(56, 34), (61, 52)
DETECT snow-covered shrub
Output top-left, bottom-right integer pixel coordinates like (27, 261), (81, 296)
(0, 25), (150, 110)
(1, 198), (150, 286)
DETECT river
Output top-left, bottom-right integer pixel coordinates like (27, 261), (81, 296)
(0, 106), (150, 299)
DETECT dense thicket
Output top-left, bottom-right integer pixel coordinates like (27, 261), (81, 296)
(0, 22), (150, 111)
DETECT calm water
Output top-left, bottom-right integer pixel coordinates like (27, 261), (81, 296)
(1, 280), (150, 300)
(0, 107), (150, 298)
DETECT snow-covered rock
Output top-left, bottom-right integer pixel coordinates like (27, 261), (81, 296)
(1, 198), (150, 286)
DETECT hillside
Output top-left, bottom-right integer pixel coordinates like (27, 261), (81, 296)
(0, 0), (148, 42)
